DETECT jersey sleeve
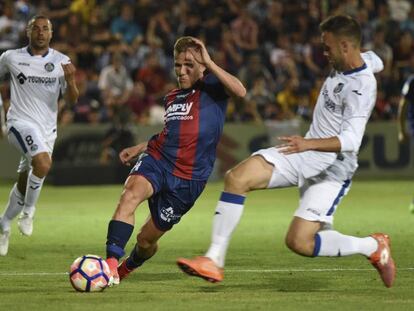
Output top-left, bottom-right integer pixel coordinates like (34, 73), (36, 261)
(201, 73), (229, 102)
(337, 76), (377, 153)
(59, 55), (72, 95)
(0, 51), (10, 78)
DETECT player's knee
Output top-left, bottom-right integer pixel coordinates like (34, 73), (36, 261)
(117, 188), (140, 213)
(224, 169), (248, 191)
(32, 157), (52, 177)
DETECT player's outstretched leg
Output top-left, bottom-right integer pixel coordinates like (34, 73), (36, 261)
(177, 256), (224, 283)
(369, 233), (396, 288)
(117, 218), (163, 282)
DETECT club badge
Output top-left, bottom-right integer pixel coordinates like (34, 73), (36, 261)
(44, 62), (55, 72)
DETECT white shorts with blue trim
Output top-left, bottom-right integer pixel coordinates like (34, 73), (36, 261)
(7, 119), (55, 173)
(252, 147), (351, 225)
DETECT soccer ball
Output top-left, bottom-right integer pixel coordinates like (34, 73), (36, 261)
(69, 254), (112, 292)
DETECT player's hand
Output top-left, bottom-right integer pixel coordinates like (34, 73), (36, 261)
(119, 142), (147, 166)
(276, 135), (309, 154)
(188, 37), (212, 67)
(61, 62), (76, 84)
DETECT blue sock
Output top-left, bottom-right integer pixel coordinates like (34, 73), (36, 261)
(106, 220), (134, 260)
(125, 244), (154, 270)
(312, 233), (321, 257)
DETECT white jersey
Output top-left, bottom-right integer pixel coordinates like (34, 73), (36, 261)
(0, 47), (70, 140)
(302, 51), (383, 181)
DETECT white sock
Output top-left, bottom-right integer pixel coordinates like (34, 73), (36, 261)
(205, 192), (245, 268)
(315, 230), (378, 257)
(23, 171), (45, 217)
(0, 184), (25, 231)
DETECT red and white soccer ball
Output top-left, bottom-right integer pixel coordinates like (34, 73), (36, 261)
(69, 254), (112, 292)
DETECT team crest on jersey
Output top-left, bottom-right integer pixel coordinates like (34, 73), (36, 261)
(333, 83), (344, 93)
(44, 62), (55, 72)
(30, 144), (38, 152)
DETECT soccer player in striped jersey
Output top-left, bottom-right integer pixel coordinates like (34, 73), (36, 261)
(104, 36), (246, 285)
(177, 15), (396, 288)
(398, 74), (414, 212)
(0, 16), (79, 256)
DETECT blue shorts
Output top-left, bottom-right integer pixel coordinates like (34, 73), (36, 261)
(130, 153), (206, 231)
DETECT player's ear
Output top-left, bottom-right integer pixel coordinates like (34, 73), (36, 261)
(339, 40), (348, 54)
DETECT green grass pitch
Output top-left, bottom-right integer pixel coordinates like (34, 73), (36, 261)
(0, 180), (413, 310)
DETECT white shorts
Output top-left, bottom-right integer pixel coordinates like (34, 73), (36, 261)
(7, 120), (55, 173)
(252, 147), (351, 225)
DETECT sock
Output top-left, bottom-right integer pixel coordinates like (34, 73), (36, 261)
(23, 171), (45, 217)
(0, 184), (25, 231)
(205, 192), (245, 267)
(106, 220), (134, 260)
(125, 243), (156, 270)
(313, 230), (378, 257)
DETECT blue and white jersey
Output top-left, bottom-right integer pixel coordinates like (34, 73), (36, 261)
(300, 51), (383, 181)
(0, 47), (70, 139)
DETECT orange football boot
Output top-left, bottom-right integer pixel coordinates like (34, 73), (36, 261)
(369, 233), (396, 288)
(106, 257), (120, 286)
(177, 256), (224, 283)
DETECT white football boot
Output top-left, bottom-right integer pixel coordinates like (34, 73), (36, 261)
(17, 210), (34, 236)
(0, 218), (10, 256)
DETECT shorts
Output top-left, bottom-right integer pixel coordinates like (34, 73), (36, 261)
(7, 119), (55, 173)
(253, 147), (351, 225)
(130, 153), (206, 231)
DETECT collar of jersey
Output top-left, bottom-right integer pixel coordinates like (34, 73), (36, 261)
(26, 46), (49, 57)
(342, 63), (367, 75)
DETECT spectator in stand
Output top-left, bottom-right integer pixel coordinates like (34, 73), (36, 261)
(73, 71), (104, 124)
(393, 31), (414, 71)
(0, 3), (26, 52)
(111, 3), (143, 45)
(135, 53), (169, 100)
(98, 52), (133, 117)
(230, 8), (259, 56)
(364, 26), (393, 78)
(146, 8), (175, 54)
(125, 81), (156, 124)
(238, 53), (274, 91)
(276, 78), (300, 120)
(245, 77), (274, 119)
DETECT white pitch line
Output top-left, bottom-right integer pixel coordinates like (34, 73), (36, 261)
(227, 267), (414, 272)
(0, 267), (413, 276)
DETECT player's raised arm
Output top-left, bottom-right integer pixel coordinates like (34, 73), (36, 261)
(188, 37), (246, 98)
(62, 62), (79, 104)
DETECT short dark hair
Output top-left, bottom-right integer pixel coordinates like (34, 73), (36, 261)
(173, 36), (198, 55)
(27, 15), (52, 31)
(319, 15), (361, 45)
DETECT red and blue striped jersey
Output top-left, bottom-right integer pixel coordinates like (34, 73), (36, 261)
(147, 73), (229, 181)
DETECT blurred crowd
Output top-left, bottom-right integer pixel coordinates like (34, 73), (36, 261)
(1, 0), (413, 126)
